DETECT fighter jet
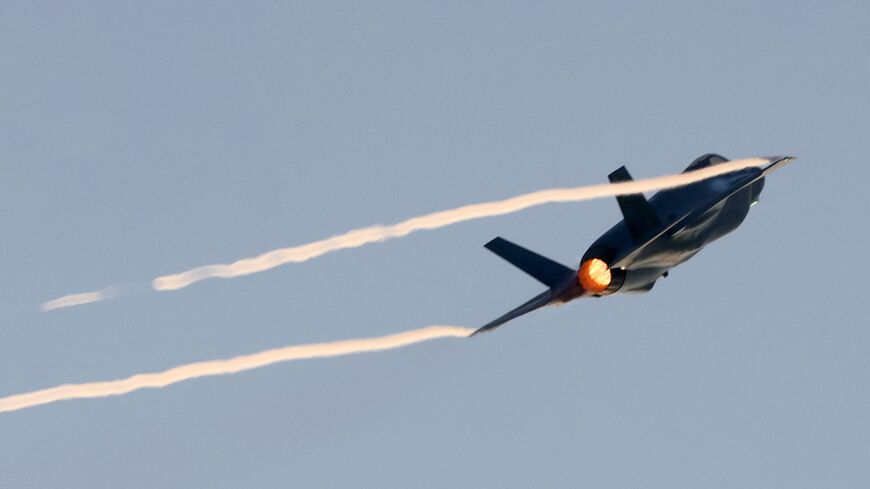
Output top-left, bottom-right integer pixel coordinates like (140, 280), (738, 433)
(473, 154), (794, 335)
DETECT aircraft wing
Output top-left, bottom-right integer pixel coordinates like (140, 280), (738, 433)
(471, 289), (554, 336)
(608, 212), (696, 269)
(759, 155), (796, 176)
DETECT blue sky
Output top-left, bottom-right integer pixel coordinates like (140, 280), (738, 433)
(2, 1), (868, 487)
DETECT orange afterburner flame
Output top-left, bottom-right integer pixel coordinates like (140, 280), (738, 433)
(578, 258), (611, 293)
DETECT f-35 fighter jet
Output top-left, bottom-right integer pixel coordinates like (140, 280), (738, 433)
(473, 154), (794, 335)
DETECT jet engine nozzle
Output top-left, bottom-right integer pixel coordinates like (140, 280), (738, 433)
(578, 258), (612, 293)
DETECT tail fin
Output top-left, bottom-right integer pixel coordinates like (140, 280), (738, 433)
(484, 237), (574, 288)
(608, 166), (662, 240)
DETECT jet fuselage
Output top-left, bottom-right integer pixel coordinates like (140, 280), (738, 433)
(473, 153), (793, 335)
(581, 157), (766, 294)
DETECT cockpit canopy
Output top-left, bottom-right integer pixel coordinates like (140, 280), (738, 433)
(683, 153), (728, 172)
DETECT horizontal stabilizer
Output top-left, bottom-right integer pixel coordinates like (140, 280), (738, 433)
(608, 166), (663, 240)
(485, 237), (574, 288)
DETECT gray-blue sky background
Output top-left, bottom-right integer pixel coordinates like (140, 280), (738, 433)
(2, 1), (868, 487)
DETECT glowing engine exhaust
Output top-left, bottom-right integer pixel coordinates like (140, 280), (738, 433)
(578, 258), (612, 293)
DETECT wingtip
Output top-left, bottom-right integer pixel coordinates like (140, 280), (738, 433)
(468, 325), (489, 337)
(765, 155), (797, 163)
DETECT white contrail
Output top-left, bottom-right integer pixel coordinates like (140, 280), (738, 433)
(40, 287), (118, 311)
(0, 325), (472, 414)
(39, 157), (772, 308)
(151, 157), (772, 291)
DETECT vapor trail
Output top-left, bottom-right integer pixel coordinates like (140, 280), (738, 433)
(152, 157), (772, 291)
(0, 325), (472, 414)
(40, 287), (118, 311)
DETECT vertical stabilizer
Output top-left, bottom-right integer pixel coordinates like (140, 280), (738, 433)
(608, 166), (662, 240)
